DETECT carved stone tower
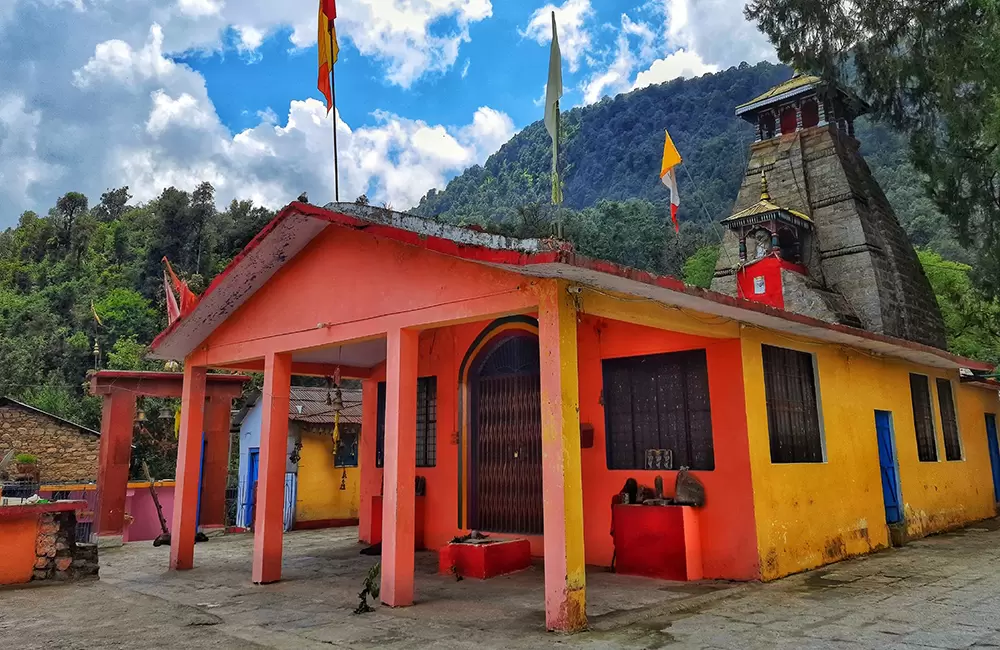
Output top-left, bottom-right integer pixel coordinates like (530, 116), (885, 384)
(711, 72), (947, 349)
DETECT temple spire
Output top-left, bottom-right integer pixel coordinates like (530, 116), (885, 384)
(760, 171), (770, 201)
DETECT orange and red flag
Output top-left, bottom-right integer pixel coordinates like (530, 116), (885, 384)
(318, 0), (340, 114)
(163, 257), (199, 323)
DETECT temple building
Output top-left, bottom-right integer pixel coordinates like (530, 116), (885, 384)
(711, 72), (947, 349)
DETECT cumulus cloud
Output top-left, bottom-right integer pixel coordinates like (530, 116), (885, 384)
(632, 49), (718, 91)
(577, 0), (769, 105)
(521, 0), (595, 73)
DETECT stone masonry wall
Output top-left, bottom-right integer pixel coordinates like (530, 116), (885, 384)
(33, 510), (99, 582)
(0, 405), (100, 483)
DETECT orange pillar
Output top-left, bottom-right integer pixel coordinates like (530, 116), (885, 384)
(380, 328), (418, 607)
(199, 396), (232, 535)
(538, 280), (587, 632)
(252, 352), (292, 584)
(170, 364), (207, 570)
(95, 389), (135, 547)
(358, 378), (380, 544)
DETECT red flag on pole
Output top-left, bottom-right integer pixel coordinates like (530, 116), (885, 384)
(163, 271), (181, 325)
(162, 257), (199, 317)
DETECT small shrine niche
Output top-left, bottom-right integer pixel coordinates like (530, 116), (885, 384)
(723, 172), (812, 267)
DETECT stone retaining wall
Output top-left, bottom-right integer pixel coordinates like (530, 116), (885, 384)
(32, 510), (99, 582)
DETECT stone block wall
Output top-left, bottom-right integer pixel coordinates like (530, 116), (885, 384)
(0, 404), (99, 483)
(32, 510), (99, 582)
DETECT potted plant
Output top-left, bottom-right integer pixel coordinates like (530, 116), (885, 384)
(13, 453), (39, 482)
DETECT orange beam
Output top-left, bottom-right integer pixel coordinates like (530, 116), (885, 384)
(190, 288), (537, 368)
(216, 360), (373, 379)
(90, 370), (248, 399)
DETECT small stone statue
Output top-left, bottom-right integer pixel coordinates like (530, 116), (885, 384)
(674, 467), (706, 507)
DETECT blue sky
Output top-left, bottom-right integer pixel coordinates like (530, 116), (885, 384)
(0, 0), (776, 225)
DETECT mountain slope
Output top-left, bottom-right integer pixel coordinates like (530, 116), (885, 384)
(412, 62), (953, 256)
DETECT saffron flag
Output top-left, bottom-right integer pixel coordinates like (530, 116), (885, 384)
(162, 257), (199, 318)
(544, 11), (563, 205)
(660, 129), (682, 233)
(317, 0), (340, 115)
(163, 271), (181, 325)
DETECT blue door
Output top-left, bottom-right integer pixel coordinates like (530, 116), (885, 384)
(244, 449), (260, 528)
(875, 410), (903, 524)
(986, 414), (1000, 503)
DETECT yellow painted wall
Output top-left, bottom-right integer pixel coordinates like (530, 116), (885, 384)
(741, 326), (998, 581)
(295, 425), (360, 524)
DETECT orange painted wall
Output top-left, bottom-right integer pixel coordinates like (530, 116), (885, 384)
(0, 517), (38, 585)
(359, 315), (760, 578)
(201, 226), (531, 355)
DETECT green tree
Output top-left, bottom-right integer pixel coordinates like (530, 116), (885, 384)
(745, 0), (1000, 293)
(683, 245), (720, 288)
(917, 249), (1000, 364)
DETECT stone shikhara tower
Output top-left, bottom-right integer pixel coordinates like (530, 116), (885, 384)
(711, 72), (947, 349)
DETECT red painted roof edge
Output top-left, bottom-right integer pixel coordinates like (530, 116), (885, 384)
(546, 250), (994, 372)
(149, 202), (994, 374)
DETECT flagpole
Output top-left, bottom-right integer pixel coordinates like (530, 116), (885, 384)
(554, 99), (563, 239)
(329, 25), (340, 202)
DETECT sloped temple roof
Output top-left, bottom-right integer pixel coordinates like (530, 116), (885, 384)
(149, 201), (993, 374)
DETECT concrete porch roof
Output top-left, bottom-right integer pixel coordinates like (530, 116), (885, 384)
(148, 201), (994, 375)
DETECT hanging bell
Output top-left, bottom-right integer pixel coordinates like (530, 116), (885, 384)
(158, 407), (173, 421)
(135, 408), (147, 423)
(331, 387), (343, 414)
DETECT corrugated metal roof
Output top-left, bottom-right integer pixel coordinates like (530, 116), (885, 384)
(288, 386), (363, 425)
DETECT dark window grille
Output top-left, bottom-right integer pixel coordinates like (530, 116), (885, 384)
(762, 344), (824, 463)
(376, 377), (437, 468)
(910, 373), (938, 462)
(334, 424), (360, 467)
(602, 349), (714, 470)
(936, 378), (962, 461)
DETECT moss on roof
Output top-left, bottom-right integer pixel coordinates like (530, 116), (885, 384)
(736, 73), (822, 110)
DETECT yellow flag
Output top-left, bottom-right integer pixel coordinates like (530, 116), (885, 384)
(318, 1), (339, 114)
(660, 129), (682, 175)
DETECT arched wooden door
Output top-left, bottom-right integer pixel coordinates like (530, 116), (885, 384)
(469, 333), (543, 535)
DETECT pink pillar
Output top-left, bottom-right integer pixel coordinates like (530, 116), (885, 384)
(358, 378), (380, 544)
(198, 396), (232, 534)
(95, 390), (135, 546)
(380, 328), (418, 607)
(170, 364), (206, 570)
(252, 352), (292, 584)
(538, 280), (588, 632)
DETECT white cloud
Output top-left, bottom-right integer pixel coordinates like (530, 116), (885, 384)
(521, 0), (595, 73)
(578, 1), (770, 106)
(632, 49), (718, 91)
(663, 0), (775, 67)
(177, 0), (223, 19)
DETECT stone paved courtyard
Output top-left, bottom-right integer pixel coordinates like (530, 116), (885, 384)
(2, 519), (1000, 649)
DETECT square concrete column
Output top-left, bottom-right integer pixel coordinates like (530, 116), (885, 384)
(538, 280), (587, 632)
(170, 364), (207, 570)
(198, 395), (232, 535)
(95, 390), (135, 547)
(380, 328), (419, 607)
(252, 352), (292, 584)
(358, 378), (380, 544)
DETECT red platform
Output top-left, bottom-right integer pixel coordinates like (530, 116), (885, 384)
(371, 495), (426, 550)
(612, 504), (703, 581)
(439, 538), (532, 579)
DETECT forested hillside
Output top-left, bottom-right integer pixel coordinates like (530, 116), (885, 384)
(414, 61), (964, 261)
